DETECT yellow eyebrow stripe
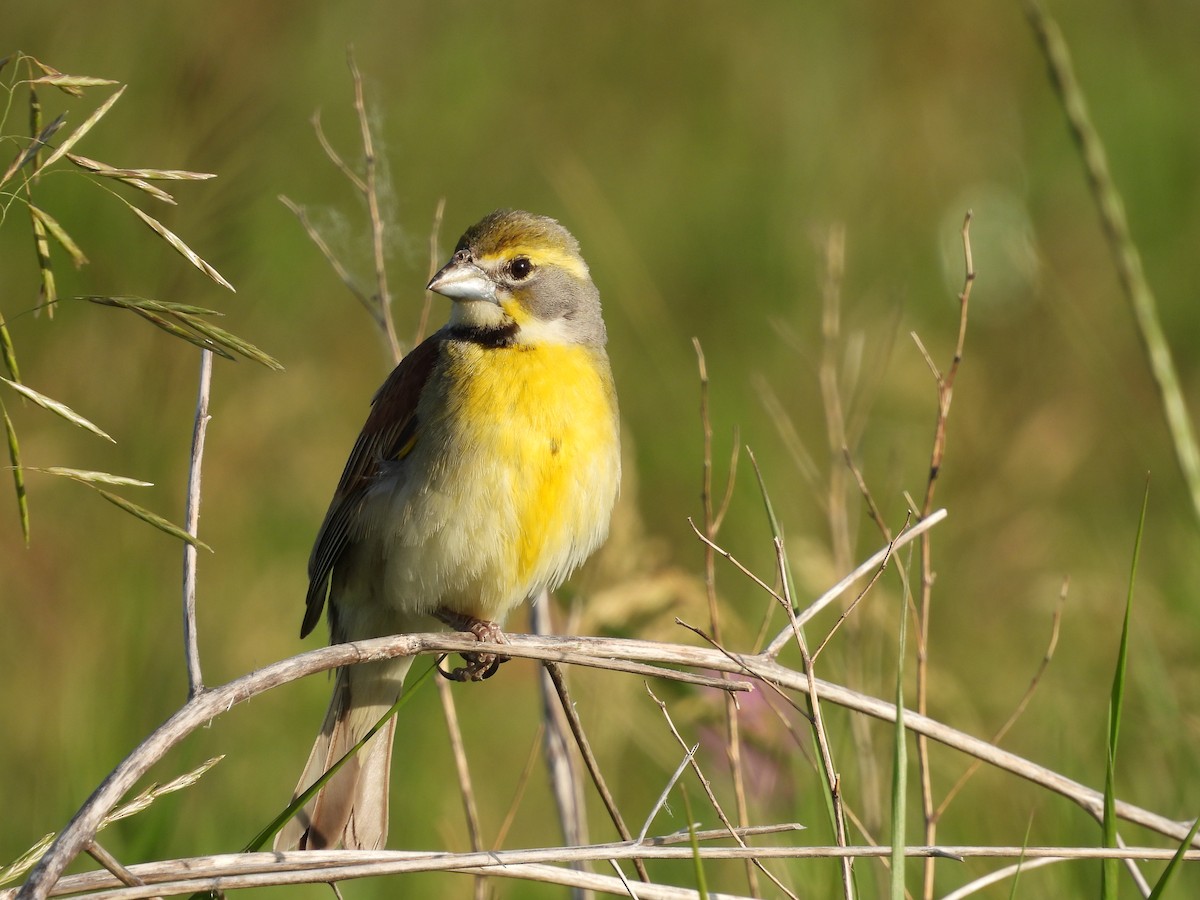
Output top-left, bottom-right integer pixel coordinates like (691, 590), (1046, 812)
(478, 246), (589, 281)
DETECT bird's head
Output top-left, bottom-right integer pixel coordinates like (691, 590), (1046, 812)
(428, 209), (606, 347)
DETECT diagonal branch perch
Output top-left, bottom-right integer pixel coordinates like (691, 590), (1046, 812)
(16, 626), (1197, 900)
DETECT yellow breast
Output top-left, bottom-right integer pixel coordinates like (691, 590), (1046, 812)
(372, 337), (620, 624)
(449, 340), (620, 607)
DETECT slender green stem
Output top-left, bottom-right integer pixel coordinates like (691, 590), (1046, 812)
(1026, 0), (1200, 526)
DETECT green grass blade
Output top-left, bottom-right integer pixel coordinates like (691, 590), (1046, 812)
(1009, 814), (1035, 900)
(84, 295), (224, 317)
(0, 833), (55, 887)
(116, 196), (235, 292)
(171, 312), (283, 370)
(88, 484), (212, 551)
(34, 84), (126, 173)
(28, 204), (88, 267)
(680, 788), (709, 900)
(0, 112), (66, 189)
(1027, 1), (1200, 527)
(65, 153), (215, 180)
(748, 448), (797, 604)
(129, 308), (237, 360)
(241, 659), (438, 853)
(1, 399), (29, 544)
(30, 466), (153, 487)
(29, 201), (57, 315)
(0, 376), (114, 442)
(1102, 479), (1149, 897)
(1147, 816), (1200, 899)
(0, 309), (22, 382)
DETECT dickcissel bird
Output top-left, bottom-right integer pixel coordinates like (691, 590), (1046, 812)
(276, 209), (621, 851)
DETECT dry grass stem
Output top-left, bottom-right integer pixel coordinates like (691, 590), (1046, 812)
(492, 723), (545, 850)
(531, 594), (590, 899)
(937, 579), (1067, 815)
(10, 843), (1200, 900)
(636, 743), (699, 844)
(817, 224), (852, 574)
(434, 677), (485, 900)
(415, 196), (446, 345)
(773, 538), (853, 898)
(345, 48), (400, 364)
(646, 687), (799, 900)
(811, 513), (907, 662)
(81, 843), (155, 899)
(14, 624), (1199, 898)
(691, 337), (757, 896)
(760, 507), (947, 655)
(913, 210), (974, 898)
(279, 194), (372, 312)
(180, 349), (212, 698)
(544, 662), (650, 882)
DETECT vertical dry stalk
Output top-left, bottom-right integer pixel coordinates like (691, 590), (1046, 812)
(646, 687), (799, 900)
(775, 538), (854, 899)
(818, 225), (851, 574)
(543, 662), (649, 883)
(532, 595), (591, 900)
(434, 677), (486, 900)
(691, 338), (757, 897)
(415, 197), (446, 345)
(181, 348), (213, 698)
(915, 212), (974, 899)
(816, 226), (885, 836)
(346, 48), (400, 363)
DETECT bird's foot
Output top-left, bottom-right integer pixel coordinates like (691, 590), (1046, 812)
(434, 608), (510, 682)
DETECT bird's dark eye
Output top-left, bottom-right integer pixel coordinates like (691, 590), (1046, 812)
(508, 256), (534, 280)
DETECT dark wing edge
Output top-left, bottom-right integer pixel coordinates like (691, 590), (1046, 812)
(300, 334), (443, 638)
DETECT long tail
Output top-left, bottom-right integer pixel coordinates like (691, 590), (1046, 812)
(274, 656), (412, 850)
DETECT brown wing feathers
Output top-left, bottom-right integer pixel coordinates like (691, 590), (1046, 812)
(301, 335), (443, 638)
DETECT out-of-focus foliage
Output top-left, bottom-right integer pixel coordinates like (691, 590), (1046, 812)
(2, 2), (1198, 897)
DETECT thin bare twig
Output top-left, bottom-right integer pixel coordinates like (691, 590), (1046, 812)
(435, 677), (486, 900)
(532, 594), (590, 900)
(691, 337), (757, 896)
(416, 197), (446, 345)
(938, 580), (1067, 815)
(636, 744), (699, 844)
(284, 51), (402, 362)
(773, 538), (853, 899)
(82, 843), (153, 898)
(812, 514), (908, 662)
(749, 508), (946, 656)
(646, 687), (798, 900)
(279, 194), (373, 316)
(15, 628), (1200, 900)
(544, 662), (650, 882)
(12, 843), (1200, 900)
(346, 48), (400, 363)
(915, 211), (974, 899)
(493, 722), (545, 850)
(181, 348), (212, 698)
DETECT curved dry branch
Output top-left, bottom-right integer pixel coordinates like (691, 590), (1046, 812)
(9, 842), (1200, 900)
(15, 627), (1198, 900)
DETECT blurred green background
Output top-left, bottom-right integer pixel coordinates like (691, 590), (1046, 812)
(3, 1), (1199, 896)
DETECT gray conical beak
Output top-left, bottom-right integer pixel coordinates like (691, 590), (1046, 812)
(427, 258), (497, 302)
